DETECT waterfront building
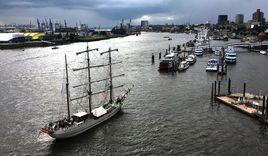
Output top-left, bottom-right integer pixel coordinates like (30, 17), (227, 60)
(235, 14), (244, 24)
(252, 9), (266, 25)
(141, 20), (149, 30)
(0, 26), (16, 33)
(0, 33), (25, 43)
(218, 15), (228, 25)
(247, 20), (261, 29)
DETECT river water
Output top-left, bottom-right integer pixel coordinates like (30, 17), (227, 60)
(1, 32), (268, 155)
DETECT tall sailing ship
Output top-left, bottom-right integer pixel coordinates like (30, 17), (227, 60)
(40, 46), (133, 139)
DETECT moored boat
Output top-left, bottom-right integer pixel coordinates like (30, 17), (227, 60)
(260, 50), (267, 55)
(224, 46), (237, 63)
(206, 58), (218, 72)
(185, 54), (196, 65)
(178, 61), (189, 72)
(214, 49), (221, 56)
(159, 53), (179, 71)
(194, 48), (203, 56)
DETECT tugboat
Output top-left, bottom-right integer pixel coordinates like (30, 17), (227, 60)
(40, 46), (133, 139)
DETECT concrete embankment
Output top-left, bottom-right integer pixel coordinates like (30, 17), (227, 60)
(0, 34), (128, 49)
(0, 41), (54, 49)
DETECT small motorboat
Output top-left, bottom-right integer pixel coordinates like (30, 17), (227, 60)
(52, 46), (59, 50)
(206, 58), (218, 72)
(214, 50), (221, 56)
(178, 61), (189, 72)
(168, 38), (172, 41)
(260, 50), (267, 55)
(185, 54), (196, 65)
(194, 48), (203, 56)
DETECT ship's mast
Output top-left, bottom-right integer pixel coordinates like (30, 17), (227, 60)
(65, 54), (71, 120)
(74, 45), (98, 115)
(108, 48), (113, 103)
(86, 45), (92, 115)
(71, 47), (122, 108)
(100, 48), (118, 103)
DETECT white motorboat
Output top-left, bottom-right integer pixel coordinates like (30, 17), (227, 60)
(178, 61), (189, 72)
(194, 48), (204, 56)
(206, 58), (218, 72)
(185, 54), (196, 65)
(260, 50), (267, 55)
(224, 46), (237, 63)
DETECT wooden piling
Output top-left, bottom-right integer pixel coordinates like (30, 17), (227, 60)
(228, 78), (231, 94)
(214, 81), (217, 97)
(266, 97), (268, 117)
(218, 81), (221, 95)
(243, 83), (246, 97)
(211, 83), (214, 100)
(152, 53), (155, 64)
(159, 52), (161, 59)
(262, 96), (265, 115)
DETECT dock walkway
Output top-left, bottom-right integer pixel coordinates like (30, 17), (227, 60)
(216, 93), (268, 124)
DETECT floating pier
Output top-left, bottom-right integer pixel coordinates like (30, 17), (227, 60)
(212, 79), (268, 124)
(216, 94), (264, 117)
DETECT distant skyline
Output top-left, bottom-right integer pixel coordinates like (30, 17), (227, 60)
(0, 0), (267, 27)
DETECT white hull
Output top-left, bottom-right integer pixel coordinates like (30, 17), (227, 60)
(206, 66), (218, 71)
(50, 106), (121, 139)
(260, 50), (267, 55)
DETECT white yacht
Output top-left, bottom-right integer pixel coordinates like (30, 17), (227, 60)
(224, 46), (237, 63)
(194, 48), (204, 56)
(206, 58), (218, 71)
(185, 54), (196, 65)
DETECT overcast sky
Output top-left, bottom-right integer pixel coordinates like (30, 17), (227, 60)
(0, 0), (267, 27)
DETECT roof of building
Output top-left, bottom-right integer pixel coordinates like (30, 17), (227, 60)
(24, 32), (45, 40)
(0, 33), (24, 42)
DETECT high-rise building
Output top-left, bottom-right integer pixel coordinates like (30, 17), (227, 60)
(252, 9), (265, 25)
(141, 20), (149, 30)
(218, 15), (228, 25)
(235, 14), (244, 24)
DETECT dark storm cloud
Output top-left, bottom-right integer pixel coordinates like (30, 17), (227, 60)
(0, 0), (267, 26)
(0, 0), (94, 9)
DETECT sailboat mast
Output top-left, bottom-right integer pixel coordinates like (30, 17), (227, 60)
(73, 46), (98, 114)
(65, 54), (71, 120)
(108, 48), (113, 103)
(86, 45), (92, 115)
(100, 48), (118, 103)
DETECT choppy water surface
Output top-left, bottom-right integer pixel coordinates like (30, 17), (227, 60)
(1, 32), (268, 155)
